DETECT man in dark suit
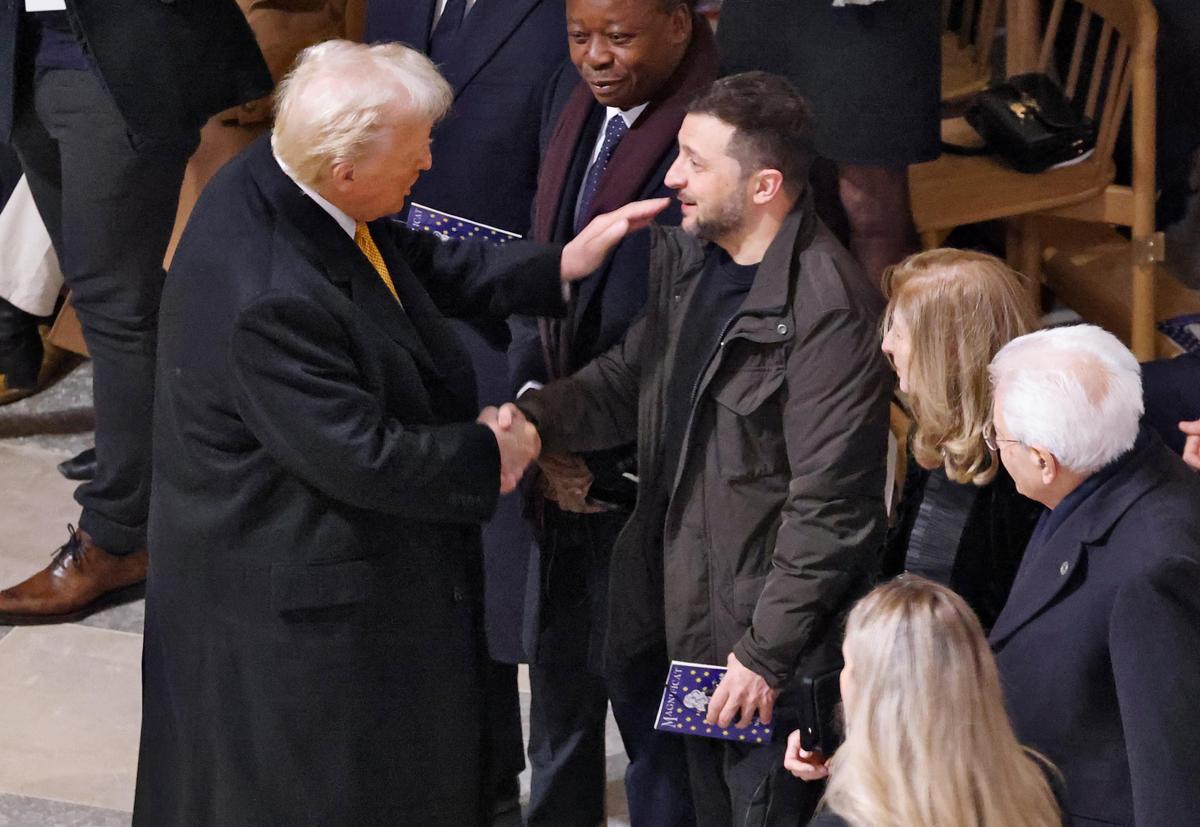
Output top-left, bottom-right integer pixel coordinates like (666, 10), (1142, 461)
(364, 3), (568, 809)
(987, 325), (1200, 826)
(134, 40), (664, 826)
(0, 0), (271, 621)
(508, 1), (718, 823)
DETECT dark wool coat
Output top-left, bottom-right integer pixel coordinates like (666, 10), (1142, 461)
(134, 138), (565, 827)
(991, 430), (1200, 827)
(520, 204), (891, 692)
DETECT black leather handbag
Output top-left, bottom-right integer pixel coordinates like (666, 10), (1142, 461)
(963, 73), (1097, 173)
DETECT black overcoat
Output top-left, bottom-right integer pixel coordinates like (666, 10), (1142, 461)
(991, 430), (1200, 826)
(133, 138), (565, 827)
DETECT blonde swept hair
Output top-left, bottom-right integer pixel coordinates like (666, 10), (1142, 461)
(272, 40), (453, 188)
(822, 577), (1061, 827)
(882, 249), (1038, 485)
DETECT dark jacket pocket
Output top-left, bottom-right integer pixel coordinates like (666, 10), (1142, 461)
(270, 558), (372, 614)
(711, 367), (787, 481)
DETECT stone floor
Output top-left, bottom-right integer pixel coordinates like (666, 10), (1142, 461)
(0, 360), (631, 826)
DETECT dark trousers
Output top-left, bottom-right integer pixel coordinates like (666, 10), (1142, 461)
(525, 508), (694, 827)
(682, 705), (821, 827)
(10, 66), (195, 553)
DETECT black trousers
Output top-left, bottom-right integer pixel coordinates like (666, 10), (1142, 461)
(682, 704), (822, 827)
(10, 66), (195, 553)
(525, 507), (694, 827)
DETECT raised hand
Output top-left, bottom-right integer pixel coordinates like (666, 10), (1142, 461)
(560, 198), (671, 281)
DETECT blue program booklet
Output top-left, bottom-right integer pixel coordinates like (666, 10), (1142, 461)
(654, 660), (774, 745)
(1157, 313), (1200, 355)
(405, 202), (521, 245)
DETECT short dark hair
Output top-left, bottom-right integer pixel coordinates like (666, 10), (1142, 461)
(686, 72), (815, 198)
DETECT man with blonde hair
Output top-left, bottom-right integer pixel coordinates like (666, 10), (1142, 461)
(987, 324), (1200, 826)
(134, 40), (663, 826)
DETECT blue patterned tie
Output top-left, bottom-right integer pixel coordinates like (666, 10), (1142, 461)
(574, 114), (629, 234)
(429, 0), (468, 63)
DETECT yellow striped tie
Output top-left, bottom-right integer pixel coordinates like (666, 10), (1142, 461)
(354, 221), (403, 309)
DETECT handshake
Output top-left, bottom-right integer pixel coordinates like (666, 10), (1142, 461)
(475, 404), (602, 509)
(476, 403), (541, 495)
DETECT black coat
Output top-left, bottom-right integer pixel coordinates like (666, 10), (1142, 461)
(0, 0), (270, 144)
(365, 0), (567, 660)
(134, 138), (565, 826)
(991, 430), (1200, 827)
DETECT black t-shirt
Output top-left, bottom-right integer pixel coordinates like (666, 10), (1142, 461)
(659, 246), (759, 491)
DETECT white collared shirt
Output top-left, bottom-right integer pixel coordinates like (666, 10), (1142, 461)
(272, 141), (356, 239)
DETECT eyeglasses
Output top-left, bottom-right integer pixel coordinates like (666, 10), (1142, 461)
(982, 421), (1023, 452)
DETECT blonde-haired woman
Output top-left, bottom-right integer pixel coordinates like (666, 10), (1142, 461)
(785, 577), (1063, 827)
(879, 249), (1043, 630)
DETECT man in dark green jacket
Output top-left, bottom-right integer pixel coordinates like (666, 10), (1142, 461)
(516, 73), (891, 826)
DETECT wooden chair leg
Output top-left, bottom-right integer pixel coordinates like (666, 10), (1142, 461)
(1130, 261), (1156, 360)
(1009, 215), (1043, 310)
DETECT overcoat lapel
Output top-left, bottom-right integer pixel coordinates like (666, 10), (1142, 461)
(989, 436), (1167, 646)
(247, 139), (443, 379)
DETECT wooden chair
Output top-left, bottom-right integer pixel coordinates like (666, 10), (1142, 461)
(942, 0), (1002, 103)
(911, 0), (1161, 359)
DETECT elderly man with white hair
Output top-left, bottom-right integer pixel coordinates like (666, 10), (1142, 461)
(133, 40), (664, 826)
(986, 324), (1200, 827)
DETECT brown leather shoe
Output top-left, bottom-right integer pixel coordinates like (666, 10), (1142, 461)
(0, 525), (147, 625)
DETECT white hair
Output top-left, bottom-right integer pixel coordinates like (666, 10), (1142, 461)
(989, 325), (1142, 473)
(272, 40), (453, 188)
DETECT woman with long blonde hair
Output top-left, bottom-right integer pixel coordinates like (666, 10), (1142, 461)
(785, 577), (1063, 827)
(879, 249), (1042, 629)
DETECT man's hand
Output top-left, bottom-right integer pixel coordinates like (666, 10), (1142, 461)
(538, 453), (604, 514)
(705, 652), (780, 729)
(478, 403), (541, 494)
(560, 198), (670, 282)
(1180, 419), (1200, 471)
(782, 730), (831, 782)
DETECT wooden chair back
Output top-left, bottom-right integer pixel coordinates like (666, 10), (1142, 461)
(942, 0), (1003, 101)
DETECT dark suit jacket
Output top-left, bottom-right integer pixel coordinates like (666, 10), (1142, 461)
(0, 0), (270, 145)
(365, 0), (566, 238)
(135, 137), (565, 827)
(365, 0), (567, 661)
(991, 430), (1200, 827)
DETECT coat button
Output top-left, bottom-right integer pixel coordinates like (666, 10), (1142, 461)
(1059, 561), (1070, 576)
(452, 586), (465, 602)
(776, 323), (788, 335)
(673, 292), (682, 303)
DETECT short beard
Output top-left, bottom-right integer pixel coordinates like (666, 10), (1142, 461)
(691, 193), (746, 243)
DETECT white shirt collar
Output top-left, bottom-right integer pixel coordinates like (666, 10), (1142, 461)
(271, 141), (357, 239)
(606, 102), (649, 130)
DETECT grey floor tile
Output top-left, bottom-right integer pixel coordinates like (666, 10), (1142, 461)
(75, 596), (144, 636)
(0, 793), (129, 827)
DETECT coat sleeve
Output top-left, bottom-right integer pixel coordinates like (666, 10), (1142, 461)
(732, 307), (891, 686)
(383, 222), (568, 320)
(516, 312), (647, 454)
(227, 291), (500, 524)
(1109, 553), (1200, 824)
